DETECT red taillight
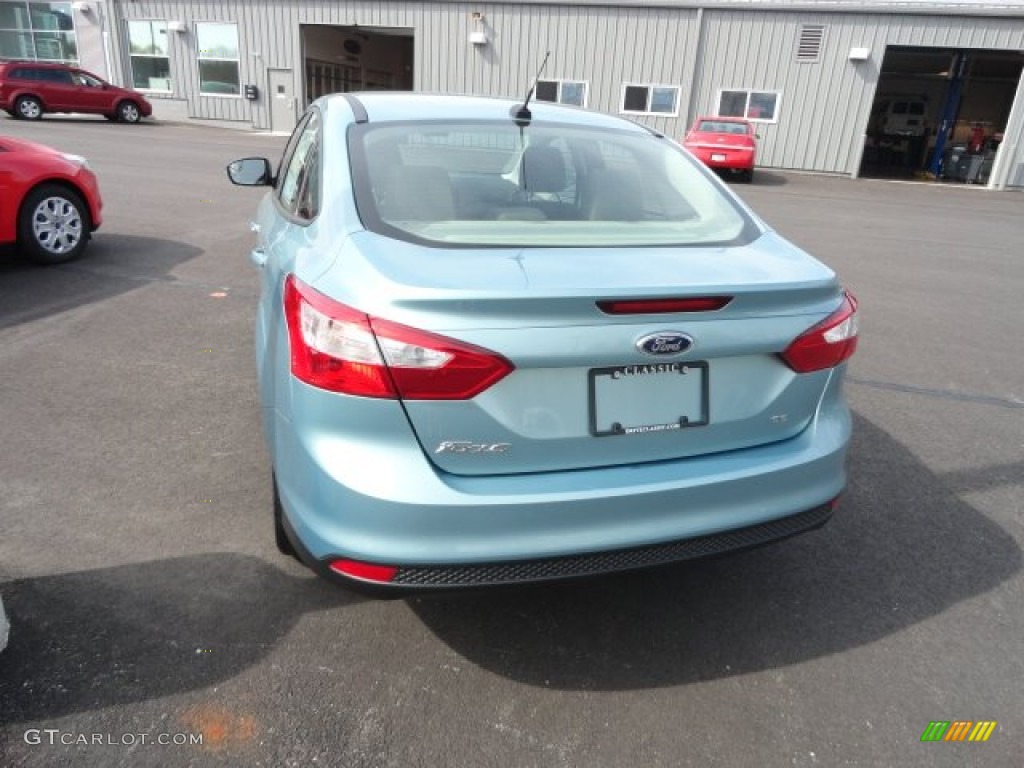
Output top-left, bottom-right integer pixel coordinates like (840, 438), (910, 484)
(597, 297), (732, 314)
(329, 559), (398, 583)
(781, 291), (859, 373)
(283, 275), (513, 399)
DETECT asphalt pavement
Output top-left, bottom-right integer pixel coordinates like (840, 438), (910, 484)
(0, 115), (1021, 768)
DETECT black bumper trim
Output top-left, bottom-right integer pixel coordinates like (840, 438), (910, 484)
(388, 502), (834, 587)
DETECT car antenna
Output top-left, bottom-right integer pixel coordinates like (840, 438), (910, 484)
(511, 51), (550, 127)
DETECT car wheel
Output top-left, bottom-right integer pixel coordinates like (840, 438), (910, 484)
(740, 169), (754, 183)
(116, 100), (141, 123)
(17, 184), (90, 265)
(14, 95), (43, 121)
(273, 476), (299, 559)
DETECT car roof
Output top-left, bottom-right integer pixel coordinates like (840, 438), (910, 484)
(695, 115), (751, 124)
(317, 91), (651, 133)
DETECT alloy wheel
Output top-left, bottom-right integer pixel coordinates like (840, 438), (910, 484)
(31, 196), (83, 256)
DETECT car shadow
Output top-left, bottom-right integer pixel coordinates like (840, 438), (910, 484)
(0, 234), (201, 331)
(0, 555), (356, 723)
(408, 412), (1021, 690)
(748, 170), (789, 186)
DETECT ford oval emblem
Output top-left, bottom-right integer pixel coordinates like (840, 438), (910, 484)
(636, 332), (693, 356)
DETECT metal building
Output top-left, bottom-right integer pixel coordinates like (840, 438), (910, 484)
(4, 0), (1024, 188)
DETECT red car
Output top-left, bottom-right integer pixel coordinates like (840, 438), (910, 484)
(683, 116), (758, 182)
(0, 136), (103, 264)
(0, 60), (152, 123)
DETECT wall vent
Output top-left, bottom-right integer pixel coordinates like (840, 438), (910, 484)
(797, 25), (826, 62)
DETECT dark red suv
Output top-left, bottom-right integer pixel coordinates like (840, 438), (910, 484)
(0, 61), (153, 123)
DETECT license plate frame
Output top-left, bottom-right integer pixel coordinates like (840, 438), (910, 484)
(588, 362), (709, 437)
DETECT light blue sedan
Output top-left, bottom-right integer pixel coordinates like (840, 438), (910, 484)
(227, 92), (858, 591)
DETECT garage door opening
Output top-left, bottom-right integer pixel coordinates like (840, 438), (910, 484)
(859, 47), (1024, 184)
(301, 25), (413, 105)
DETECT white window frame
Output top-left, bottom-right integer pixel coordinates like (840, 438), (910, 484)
(0, 1), (79, 64)
(619, 83), (680, 117)
(535, 78), (588, 108)
(195, 20), (241, 98)
(126, 19), (172, 93)
(715, 88), (782, 124)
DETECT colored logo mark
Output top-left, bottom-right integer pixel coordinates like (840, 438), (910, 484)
(921, 721), (997, 742)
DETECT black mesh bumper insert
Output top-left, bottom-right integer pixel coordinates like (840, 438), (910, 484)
(391, 503), (833, 586)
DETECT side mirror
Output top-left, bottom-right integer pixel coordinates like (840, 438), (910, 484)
(227, 157), (274, 187)
(755, 133), (762, 140)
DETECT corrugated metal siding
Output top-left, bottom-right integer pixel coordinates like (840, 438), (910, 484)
(694, 10), (1024, 172)
(994, 68), (1024, 187)
(113, 2), (1024, 176)
(117, 1), (699, 131)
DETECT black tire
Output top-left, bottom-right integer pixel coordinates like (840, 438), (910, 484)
(116, 100), (141, 123)
(739, 169), (754, 184)
(14, 95), (43, 121)
(17, 183), (90, 265)
(273, 476), (298, 559)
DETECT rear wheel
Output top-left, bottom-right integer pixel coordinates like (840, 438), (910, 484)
(738, 169), (754, 183)
(116, 100), (141, 123)
(17, 183), (90, 265)
(15, 95), (42, 120)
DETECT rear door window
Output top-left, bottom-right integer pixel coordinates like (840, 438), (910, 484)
(277, 109), (321, 221)
(40, 69), (73, 84)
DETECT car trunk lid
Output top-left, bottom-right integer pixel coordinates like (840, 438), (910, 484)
(318, 230), (843, 476)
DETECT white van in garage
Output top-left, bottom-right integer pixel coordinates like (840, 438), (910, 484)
(872, 97), (929, 137)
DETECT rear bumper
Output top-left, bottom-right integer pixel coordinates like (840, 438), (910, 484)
(294, 500), (836, 589)
(273, 367), (851, 586)
(687, 147), (755, 171)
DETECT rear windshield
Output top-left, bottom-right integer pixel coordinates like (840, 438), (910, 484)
(349, 120), (757, 248)
(697, 120), (748, 134)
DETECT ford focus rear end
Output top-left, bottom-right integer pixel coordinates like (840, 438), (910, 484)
(229, 94), (857, 591)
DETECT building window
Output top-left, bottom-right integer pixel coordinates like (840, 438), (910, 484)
(0, 2), (78, 63)
(127, 20), (171, 92)
(196, 21), (240, 96)
(535, 79), (588, 108)
(717, 89), (781, 123)
(620, 84), (679, 116)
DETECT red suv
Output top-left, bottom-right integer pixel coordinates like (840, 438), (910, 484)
(0, 60), (153, 123)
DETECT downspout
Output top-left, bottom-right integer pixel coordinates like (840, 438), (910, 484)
(98, 1), (116, 84)
(685, 8), (706, 129)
